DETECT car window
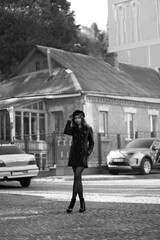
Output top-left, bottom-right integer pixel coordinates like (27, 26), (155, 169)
(124, 139), (155, 149)
(152, 140), (160, 150)
(0, 146), (25, 155)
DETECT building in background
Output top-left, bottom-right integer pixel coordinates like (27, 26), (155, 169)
(108, 0), (160, 69)
(1, 45), (160, 175)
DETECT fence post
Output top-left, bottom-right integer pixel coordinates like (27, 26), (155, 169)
(97, 133), (102, 166)
(52, 132), (57, 165)
(151, 131), (155, 137)
(24, 135), (29, 153)
(117, 133), (121, 149)
(135, 131), (138, 139)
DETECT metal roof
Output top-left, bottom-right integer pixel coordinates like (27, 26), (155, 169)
(1, 45), (160, 102)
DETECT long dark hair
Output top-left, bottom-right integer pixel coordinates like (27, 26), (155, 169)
(72, 116), (88, 128)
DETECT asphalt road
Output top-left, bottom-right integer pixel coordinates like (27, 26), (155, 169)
(1, 173), (160, 239)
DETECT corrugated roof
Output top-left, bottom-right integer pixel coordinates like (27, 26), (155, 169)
(0, 69), (81, 99)
(119, 63), (160, 96)
(1, 45), (160, 101)
(37, 45), (160, 98)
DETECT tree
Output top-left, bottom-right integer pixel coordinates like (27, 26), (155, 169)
(0, 0), (79, 78)
(91, 22), (100, 40)
(0, 1), (110, 80)
(74, 23), (109, 60)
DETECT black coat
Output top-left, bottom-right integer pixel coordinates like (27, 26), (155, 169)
(64, 120), (94, 168)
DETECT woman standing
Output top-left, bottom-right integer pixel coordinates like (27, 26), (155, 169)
(64, 110), (94, 213)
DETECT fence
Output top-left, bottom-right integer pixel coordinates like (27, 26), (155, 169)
(13, 131), (159, 171)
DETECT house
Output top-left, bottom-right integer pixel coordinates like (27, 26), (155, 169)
(108, 0), (160, 68)
(1, 45), (160, 175)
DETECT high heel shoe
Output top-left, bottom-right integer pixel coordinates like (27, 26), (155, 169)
(66, 198), (76, 213)
(79, 198), (86, 213)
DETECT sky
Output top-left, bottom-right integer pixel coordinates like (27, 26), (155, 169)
(68, 0), (108, 31)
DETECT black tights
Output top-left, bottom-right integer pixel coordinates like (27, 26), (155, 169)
(72, 166), (84, 199)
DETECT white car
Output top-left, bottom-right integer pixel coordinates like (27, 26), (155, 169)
(107, 138), (160, 175)
(0, 144), (39, 187)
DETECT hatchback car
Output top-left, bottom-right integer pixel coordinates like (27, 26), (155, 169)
(0, 145), (38, 187)
(107, 138), (160, 175)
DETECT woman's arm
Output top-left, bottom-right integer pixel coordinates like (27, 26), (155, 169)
(87, 127), (94, 155)
(64, 120), (73, 135)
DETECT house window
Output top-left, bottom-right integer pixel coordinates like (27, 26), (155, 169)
(39, 101), (44, 110)
(39, 113), (45, 140)
(15, 103), (46, 141)
(35, 61), (40, 71)
(99, 111), (108, 135)
(31, 113), (37, 140)
(117, 5), (125, 44)
(150, 115), (157, 136)
(6, 114), (10, 141)
(114, 1), (140, 44)
(51, 111), (64, 132)
(0, 115), (5, 140)
(0, 112), (11, 141)
(0, 115), (4, 140)
(155, 0), (160, 36)
(55, 111), (63, 131)
(125, 112), (135, 139)
(15, 111), (21, 140)
(33, 103), (38, 109)
(130, 1), (140, 42)
(23, 112), (29, 136)
(148, 110), (158, 137)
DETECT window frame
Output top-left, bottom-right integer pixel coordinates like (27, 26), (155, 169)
(98, 111), (109, 136)
(0, 112), (10, 141)
(150, 115), (158, 137)
(51, 111), (64, 132)
(148, 110), (159, 136)
(125, 112), (135, 139)
(124, 107), (136, 140)
(15, 101), (46, 141)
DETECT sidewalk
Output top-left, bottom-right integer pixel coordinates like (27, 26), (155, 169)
(1, 192), (160, 240)
(35, 170), (160, 182)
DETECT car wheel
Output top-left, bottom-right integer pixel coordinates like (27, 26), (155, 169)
(19, 178), (31, 187)
(108, 169), (120, 175)
(140, 158), (152, 175)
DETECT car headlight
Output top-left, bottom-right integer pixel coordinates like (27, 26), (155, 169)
(107, 152), (114, 164)
(0, 160), (6, 167)
(28, 157), (36, 165)
(130, 157), (139, 165)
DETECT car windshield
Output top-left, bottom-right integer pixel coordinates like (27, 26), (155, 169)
(0, 146), (25, 155)
(124, 139), (155, 149)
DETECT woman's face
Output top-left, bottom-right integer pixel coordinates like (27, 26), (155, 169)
(74, 115), (82, 124)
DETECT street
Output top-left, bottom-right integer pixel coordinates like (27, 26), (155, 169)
(1, 173), (160, 239)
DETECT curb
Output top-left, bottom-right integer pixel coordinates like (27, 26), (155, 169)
(34, 171), (160, 182)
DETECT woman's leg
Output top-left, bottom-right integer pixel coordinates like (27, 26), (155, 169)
(72, 166), (84, 200)
(66, 166), (85, 213)
(72, 166), (86, 212)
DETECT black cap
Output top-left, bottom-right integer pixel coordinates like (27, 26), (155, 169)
(70, 110), (85, 118)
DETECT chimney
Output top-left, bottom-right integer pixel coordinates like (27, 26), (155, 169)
(105, 52), (119, 69)
(47, 48), (52, 76)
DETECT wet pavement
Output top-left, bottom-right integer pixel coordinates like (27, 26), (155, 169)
(1, 173), (160, 239)
(0, 193), (160, 240)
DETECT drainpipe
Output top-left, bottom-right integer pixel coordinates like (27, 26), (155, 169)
(47, 48), (52, 76)
(7, 106), (14, 143)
